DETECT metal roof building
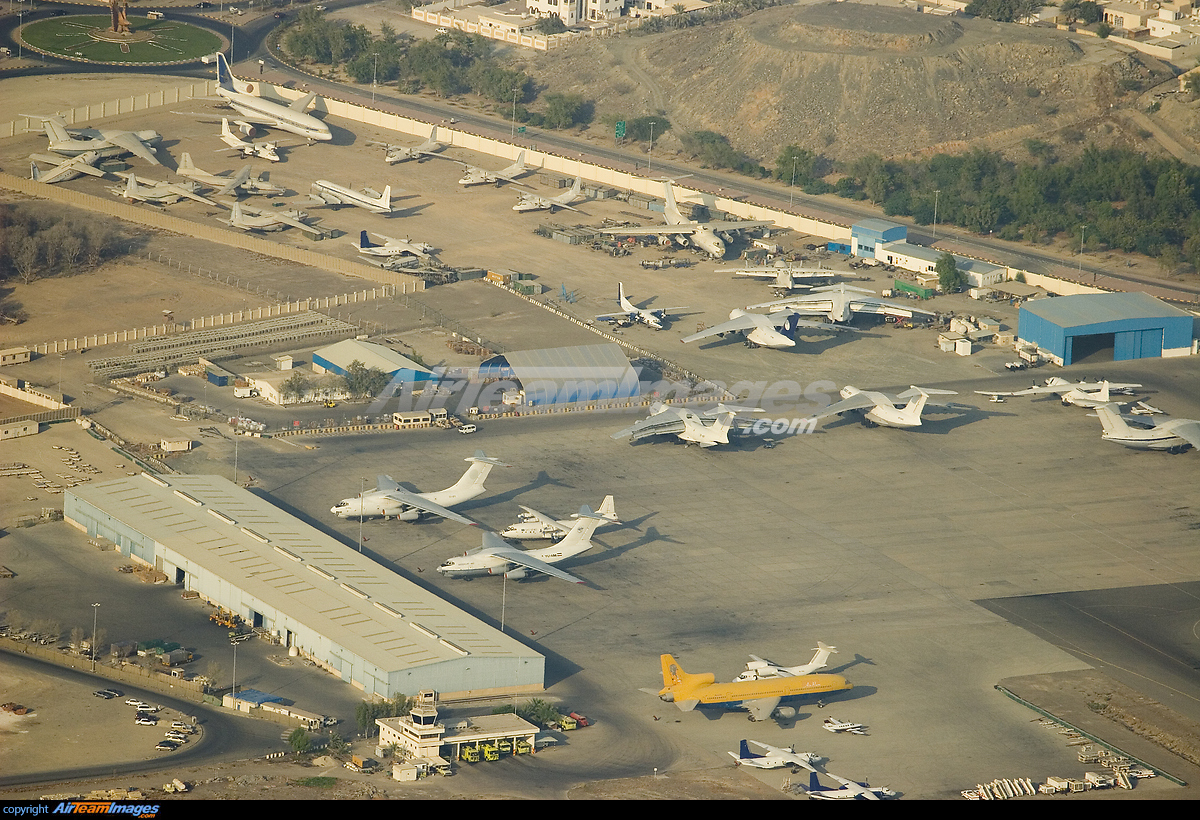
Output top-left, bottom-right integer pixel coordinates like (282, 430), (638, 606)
(1018, 292), (1195, 366)
(478, 343), (640, 406)
(312, 339), (433, 382)
(851, 219), (907, 259)
(65, 475), (544, 700)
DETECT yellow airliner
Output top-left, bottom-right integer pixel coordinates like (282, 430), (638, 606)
(658, 654), (853, 721)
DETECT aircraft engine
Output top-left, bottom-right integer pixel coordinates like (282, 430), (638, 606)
(395, 509), (420, 521)
(659, 692), (675, 702)
(776, 706), (797, 719)
(504, 568), (527, 580)
(658, 235), (674, 247)
(236, 122), (257, 138)
(673, 234), (690, 247)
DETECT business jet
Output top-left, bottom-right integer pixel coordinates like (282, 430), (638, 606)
(218, 118), (280, 162)
(29, 152), (107, 184)
(177, 153), (284, 196)
(500, 495), (618, 541)
(310, 180), (393, 214)
(329, 451), (507, 523)
(823, 716), (869, 735)
(26, 113), (162, 165)
(1093, 403), (1200, 453)
(374, 126), (445, 163)
(209, 52), (331, 141)
(976, 377), (1142, 408)
(681, 309), (855, 350)
(736, 643), (839, 682)
(595, 283), (687, 330)
(352, 231), (435, 260)
(436, 506), (608, 584)
(613, 403), (759, 448)
(728, 740), (823, 772)
(108, 173), (218, 206)
(218, 200), (321, 235)
(458, 151), (532, 187)
(513, 176), (585, 213)
(749, 283), (935, 323)
(802, 770), (896, 800)
(810, 385), (959, 428)
(598, 179), (774, 259)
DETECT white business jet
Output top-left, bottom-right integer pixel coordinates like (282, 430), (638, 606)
(1093, 403), (1200, 453)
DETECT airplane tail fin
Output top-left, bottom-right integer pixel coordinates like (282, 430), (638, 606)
(30, 162), (40, 182)
(568, 175), (581, 197)
(618, 282), (637, 313)
(216, 52), (236, 91)
(125, 173), (139, 196)
(663, 180), (685, 223)
(514, 150), (525, 172)
(708, 410), (736, 445)
(221, 117), (234, 140)
(556, 505), (606, 555)
(180, 152), (195, 173)
(597, 495), (617, 522)
(808, 641), (838, 672)
(231, 199), (244, 222)
(1097, 381), (1111, 403)
(379, 185), (392, 211)
(807, 771), (824, 794)
(358, 230), (375, 249)
(660, 654), (685, 688)
(40, 115), (72, 146)
(446, 450), (508, 495)
(902, 390), (931, 424)
(1095, 402), (1133, 436)
(739, 740), (757, 761)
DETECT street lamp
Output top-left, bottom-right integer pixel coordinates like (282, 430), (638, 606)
(231, 638), (237, 700)
(789, 155), (798, 206)
(91, 603), (100, 672)
(648, 121), (656, 174)
(932, 189), (941, 242)
(357, 476), (364, 552)
(511, 87), (519, 139)
(1079, 224), (1088, 276)
(232, 432), (238, 485)
(371, 53), (378, 104)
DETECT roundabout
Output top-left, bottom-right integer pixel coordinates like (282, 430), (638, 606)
(18, 12), (223, 65)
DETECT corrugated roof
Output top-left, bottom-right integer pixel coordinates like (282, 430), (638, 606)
(1021, 292), (1192, 328)
(68, 475), (540, 677)
(854, 218), (905, 234)
(499, 344), (639, 403)
(314, 339), (431, 375)
(882, 241), (1003, 273)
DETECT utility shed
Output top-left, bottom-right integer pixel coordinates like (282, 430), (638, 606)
(312, 339), (433, 384)
(64, 474), (544, 699)
(1018, 292), (1195, 366)
(851, 219), (906, 259)
(477, 343), (639, 406)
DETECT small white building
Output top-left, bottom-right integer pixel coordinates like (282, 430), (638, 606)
(160, 438), (193, 453)
(0, 419), (37, 439)
(878, 242), (1006, 289)
(0, 347), (31, 367)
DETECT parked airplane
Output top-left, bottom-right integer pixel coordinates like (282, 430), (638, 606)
(681, 309), (854, 350)
(513, 176), (585, 213)
(732, 262), (843, 293)
(613, 403), (758, 448)
(728, 740), (822, 772)
(749, 283), (935, 323)
(657, 653), (853, 722)
(596, 283), (687, 330)
(108, 173), (218, 206)
(809, 385), (959, 429)
(598, 179), (774, 258)
(823, 716), (868, 735)
(219, 118), (280, 162)
(1093, 403), (1200, 453)
(310, 180), (393, 213)
(436, 505), (608, 583)
(178, 153), (284, 196)
(459, 151), (532, 187)
(210, 52), (331, 141)
(374, 126), (446, 163)
(353, 230), (435, 260)
(736, 643), (839, 682)
(1131, 401), (1164, 415)
(26, 113), (162, 165)
(976, 378), (1142, 408)
(218, 199), (321, 235)
(29, 151), (107, 184)
(802, 770), (895, 800)
(500, 495), (619, 541)
(329, 451), (508, 523)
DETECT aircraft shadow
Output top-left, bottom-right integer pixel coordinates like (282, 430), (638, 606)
(390, 202), (433, 219)
(827, 654), (875, 675)
(452, 470), (572, 516)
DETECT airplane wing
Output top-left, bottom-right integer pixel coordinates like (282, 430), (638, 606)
(275, 213), (323, 236)
(599, 224), (700, 237)
(173, 187), (220, 207)
(380, 487), (475, 526)
(33, 154), (106, 183)
(1167, 419), (1200, 448)
(680, 312), (773, 343)
(105, 131), (161, 166)
(745, 696), (781, 722)
(517, 506), (567, 533)
(700, 219), (774, 232)
(809, 392), (881, 420)
(289, 92), (317, 113)
(218, 165), (253, 196)
(484, 543), (585, 584)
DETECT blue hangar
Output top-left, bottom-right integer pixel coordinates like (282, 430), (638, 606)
(1018, 292), (1196, 366)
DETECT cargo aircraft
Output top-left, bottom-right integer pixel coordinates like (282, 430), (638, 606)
(613, 403), (759, 448)
(26, 113), (162, 166)
(976, 377), (1142, 408)
(500, 496), (619, 541)
(731, 262), (843, 293)
(802, 771), (896, 800)
(749, 283), (935, 323)
(219, 119), (280, 162)
(330, 451), (508, 523)
(108, 173), (218, 206)
(374, 126), (445, 163)
(681, 308), (855, 350)
(736, 643), (839, 682)
(657, 653), (853, 722)
(809, 385), (959, 429)
(29, 152), (107, 184)
(728, 740), (822, 772)
(178, 153), (284, 196)
(353, 230), (435, 260)
(219, 200), (321, 235)
(596, 283), (687, 330)
(459, 151), (532, 187)
(513, 176), (585, 213)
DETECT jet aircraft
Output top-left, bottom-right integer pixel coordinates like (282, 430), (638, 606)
(353, 231), (435, 260)
(178, 153), (284, 196)
(500, 495), (619, 541)
(219, 118), (280, 162)
(375, 126), (446, 163)
(458, 151), (532, 187)
(613, 403), (758, 448)
(310, 180), (393, 213)
(681, 309), (854, 350)
(657, 654), (853, 722)
(976, 377), (1142, 408)
(330, 451), (507, 523)
(209, 52), (331, 141)
(736, 643), (839, 682)
(596, 283), (687, 330)
(26, 114), (162, 166)
(731, 262), (843, 293)
(809, 385), (959, 429)
(108, 173), (218, 206)
(218, 200), (321, 235)
(728, 740), (822, 772)
(749, 283), (935, 323)
(29, 152), (107, 184)
(802, 770), (896, 800)
(436, 506), (608, 584)
(1093, 403), (1200, 453)
(598, 179), (774, 258)
(513, 176), (585, 213)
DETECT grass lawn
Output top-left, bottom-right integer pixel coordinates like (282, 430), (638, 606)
(21, 15), (221, 63)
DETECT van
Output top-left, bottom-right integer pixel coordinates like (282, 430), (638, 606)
(458, 424), (477, 435)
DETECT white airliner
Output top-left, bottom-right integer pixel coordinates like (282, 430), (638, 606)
(1093, 403), (1200, 453)
(750, 283), (935, 323)
(736, 643), (839, 682)
(595, 283), (687, 331)
(459, 151), (532, 187)
(29, 152), (107, 184)
(613, 403), (759, 448)
(977, 378), (1142, 408)
(810, 385), (959, 428)
(353, 230), (435, 259)
(219, 118), (280, 162)
(374, 126), (445, 163)
(26, 113), (162, 165)
(681, 309), (854, 350)
(329, 451), (507, 523)
(598, 179), (774, 258)
(310, 180), (393, 213)
(728, 740), (823, 772)
(210, 52), (331, 141)
(436, 506), (608, 583)
(108, 173), (218, 206)
(803, 770), (895, 800)
(513, 176), (584, 213)
(500, 496), (619, 541)
(218, 200), (321, 235)
(178, 153), (284, 196)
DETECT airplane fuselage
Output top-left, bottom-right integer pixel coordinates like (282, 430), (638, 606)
(218, 88), (332, 142)
(437, 541), (587, 579)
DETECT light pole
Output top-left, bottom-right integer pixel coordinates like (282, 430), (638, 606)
(932, 189), (941, 242)
(1079, 224), (1088, 276)
(371, 53), (377, 104)
(91, 603), (100, 672)
(789, 155), (798, 206)
(648, 121), (656, 174)
(232, 433), (238, 485)
(511, 88), (519, 139)
(231, 638), (237, 700)
(357, 476), (364, 552)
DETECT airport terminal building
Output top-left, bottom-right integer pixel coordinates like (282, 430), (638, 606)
(64, 474), (544, 699)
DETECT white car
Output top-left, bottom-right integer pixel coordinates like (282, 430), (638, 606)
(436, 27), (448, 33)
(136, 716), (158, 726)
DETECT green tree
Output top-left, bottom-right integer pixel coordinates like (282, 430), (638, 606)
(281, 371), (312, 402)
(342, 360), (389, 399)
(535, 15), (566, 34)
(289, 727), (311, 753)
(936, 252), (966, 293)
